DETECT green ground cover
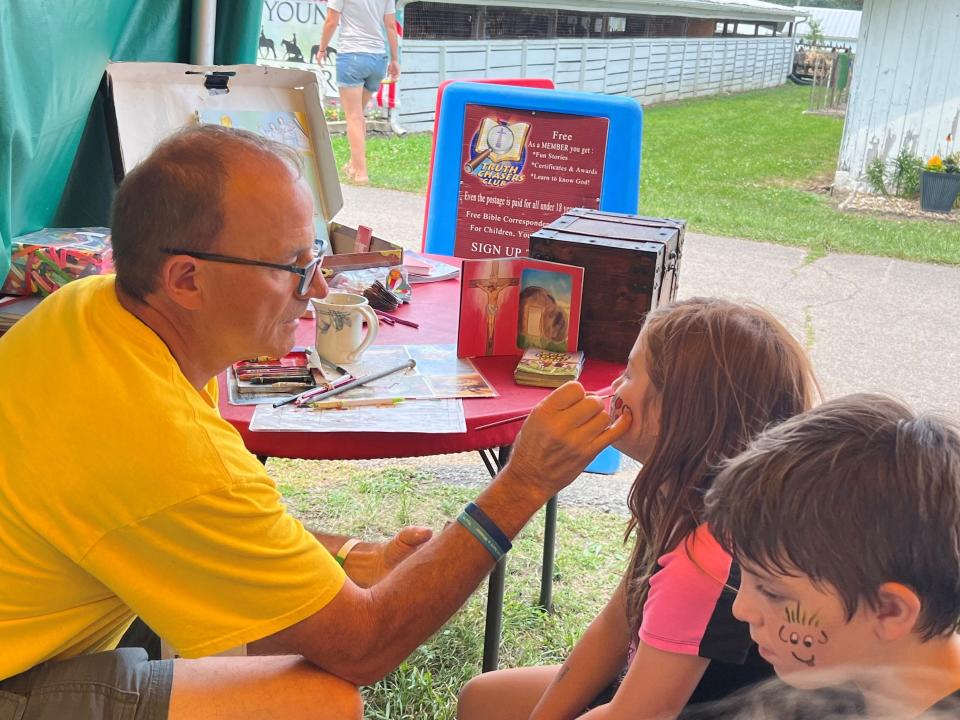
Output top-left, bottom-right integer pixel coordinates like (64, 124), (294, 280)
(331, 85), (959, 265)
(270, 459), (629, 720)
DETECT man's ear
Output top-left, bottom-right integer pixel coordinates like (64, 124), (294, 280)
(159, 256), (204, 311)
(872, 582), (922, 641)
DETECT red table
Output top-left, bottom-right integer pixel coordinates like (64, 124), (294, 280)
(218, 264), (624, 669)
(218, 275), (623, 458)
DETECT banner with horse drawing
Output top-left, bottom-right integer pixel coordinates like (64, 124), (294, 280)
(259, 0), (403, 109)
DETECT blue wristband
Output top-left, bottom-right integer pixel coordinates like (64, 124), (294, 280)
(457, 511), (505, 561)
(464, 502), (513, 555)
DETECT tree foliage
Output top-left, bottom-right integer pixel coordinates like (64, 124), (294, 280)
(804, 17), (825, 44)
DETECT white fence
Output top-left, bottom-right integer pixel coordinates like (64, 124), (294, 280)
(397, 36), (794, 131)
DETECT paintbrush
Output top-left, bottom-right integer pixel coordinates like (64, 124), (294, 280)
(273, 358), (416, 408)
(473, 390), (614, 432)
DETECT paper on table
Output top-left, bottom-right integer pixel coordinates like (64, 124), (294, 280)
(249, 398), (466, 433)
(338, 345), (497, 399)
(229, 344), (495, 405)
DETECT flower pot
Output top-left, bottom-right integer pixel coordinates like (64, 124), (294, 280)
(920, 170), (960, 213)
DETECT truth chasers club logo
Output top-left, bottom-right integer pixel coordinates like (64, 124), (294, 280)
(464, 117), (531, 187)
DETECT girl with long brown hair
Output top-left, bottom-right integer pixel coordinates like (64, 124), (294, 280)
(458, 297), (820, 720)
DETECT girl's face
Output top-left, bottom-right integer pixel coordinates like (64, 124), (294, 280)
(610, 334), (662, 462)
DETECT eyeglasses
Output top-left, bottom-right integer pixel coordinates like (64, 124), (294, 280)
(161, 248), (324, 296)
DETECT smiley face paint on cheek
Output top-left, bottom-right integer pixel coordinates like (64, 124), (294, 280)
(777, 601), (830, 667)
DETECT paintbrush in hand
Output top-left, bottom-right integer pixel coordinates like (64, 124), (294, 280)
(473, 390), (614, 432)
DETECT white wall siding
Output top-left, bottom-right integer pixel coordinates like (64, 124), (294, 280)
(834, 0), (960, 192)
(398, 37), (793, 131)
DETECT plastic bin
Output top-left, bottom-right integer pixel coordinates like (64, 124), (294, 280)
(585, 445), (621, 474)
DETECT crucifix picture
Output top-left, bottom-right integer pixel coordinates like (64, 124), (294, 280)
(469, 262), (520, 355)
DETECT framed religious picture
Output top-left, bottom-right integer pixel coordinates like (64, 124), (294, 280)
(457, 257), (583, 358)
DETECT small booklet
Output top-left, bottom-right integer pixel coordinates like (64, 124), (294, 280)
(513, 348), (585, 388)
(403, 251), (460, 284)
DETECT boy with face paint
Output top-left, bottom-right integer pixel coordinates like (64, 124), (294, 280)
(705, 394), (960, 718)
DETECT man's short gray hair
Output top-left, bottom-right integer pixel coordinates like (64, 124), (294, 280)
(110, 124), (304, 300)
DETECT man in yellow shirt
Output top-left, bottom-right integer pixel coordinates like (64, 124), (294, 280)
(0, 125), (628, 719)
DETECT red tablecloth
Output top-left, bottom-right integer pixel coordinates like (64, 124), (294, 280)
(218, 260), (624, 460)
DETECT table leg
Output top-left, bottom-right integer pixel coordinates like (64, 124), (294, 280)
(538, 495), (558, 613)
(482, 556), (506, 672)
(496, 445), (512, 473)
(478, 445), (511, 672)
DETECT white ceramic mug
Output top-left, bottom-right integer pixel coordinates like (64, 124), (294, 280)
(311, 292), (379, 364)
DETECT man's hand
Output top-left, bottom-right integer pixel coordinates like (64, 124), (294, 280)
(387, 60), (400, 82)
(343, 526), (432, 588)
(504, 382), (631, 499)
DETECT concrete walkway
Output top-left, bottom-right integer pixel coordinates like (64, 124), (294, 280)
(333, 183), (960, 512)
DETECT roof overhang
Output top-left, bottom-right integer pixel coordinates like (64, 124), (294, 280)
(404, 0), (801, 23)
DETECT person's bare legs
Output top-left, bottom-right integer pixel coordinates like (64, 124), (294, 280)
(339, 85), (368, 183)
(360, 88), (373, 163)
(169, 655), (362, 719)
(457, 665), (560, 720)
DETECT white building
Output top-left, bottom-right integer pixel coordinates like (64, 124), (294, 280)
(258, 0), (803, 131)
(834, 0), (960, 193)
(794, 5), (861, 52)
(399, 0), (802, 130)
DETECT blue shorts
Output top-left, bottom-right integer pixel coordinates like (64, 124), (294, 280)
(0, 649), (173, 720)
(336, 52), (388, 91)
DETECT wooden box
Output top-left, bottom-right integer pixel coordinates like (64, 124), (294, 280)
(529, 208), (684, 362)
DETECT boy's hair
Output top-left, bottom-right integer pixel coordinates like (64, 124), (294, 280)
(624, 298), (819, 627)
(705, 393), (960, 640)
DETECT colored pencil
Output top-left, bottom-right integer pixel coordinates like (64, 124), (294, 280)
(375, 309), (418, 328)
(308, 397), (405, 410)
(291, 374), (356, 404)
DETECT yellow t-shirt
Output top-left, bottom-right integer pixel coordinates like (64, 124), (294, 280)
(0, 275), (345, 679)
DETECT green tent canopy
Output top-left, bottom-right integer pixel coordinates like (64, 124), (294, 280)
(0, 0), (261, 285)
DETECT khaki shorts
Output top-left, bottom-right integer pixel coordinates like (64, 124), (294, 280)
(0, 649), (173, 720)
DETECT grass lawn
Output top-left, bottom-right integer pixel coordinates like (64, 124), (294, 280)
(332, 85), (960, 266)
(270, 458), (629, 720)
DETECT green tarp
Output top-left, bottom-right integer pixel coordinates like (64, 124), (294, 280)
(0, 0), (261, 286)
